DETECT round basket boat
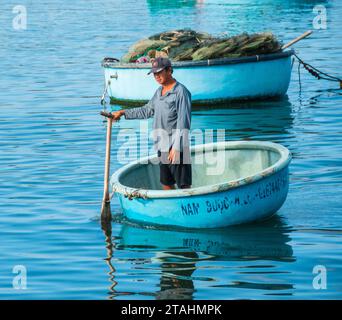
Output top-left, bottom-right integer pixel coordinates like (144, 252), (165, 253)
(110, 141), (291, 229)
(102, 50), (294, 105)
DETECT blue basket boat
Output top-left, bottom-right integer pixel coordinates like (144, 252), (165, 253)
(102, 50), (294, 105)
(110, 141), (291, 229)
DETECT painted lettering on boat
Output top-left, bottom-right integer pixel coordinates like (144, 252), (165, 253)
(181, 172), (288, 216)
(256, 175), (287, 199)
(181, 202), (200, 216)
(206, 197), (230, 214)
(205, 195), (251, 214)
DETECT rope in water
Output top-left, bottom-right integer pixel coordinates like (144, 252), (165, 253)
(294, 53), (342, 88)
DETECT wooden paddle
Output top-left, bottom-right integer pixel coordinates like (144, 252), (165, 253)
(100, 111), (114, 222)
(282, 30), (313, 50)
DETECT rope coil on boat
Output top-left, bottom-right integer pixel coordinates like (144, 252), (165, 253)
(123, 188), (148, 200)
(112, 184), (148, 200)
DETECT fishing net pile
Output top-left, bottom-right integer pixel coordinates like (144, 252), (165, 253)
(121, 29), (282, 63)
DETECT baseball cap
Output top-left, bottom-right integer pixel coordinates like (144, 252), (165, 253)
(147, 57), (172, 75)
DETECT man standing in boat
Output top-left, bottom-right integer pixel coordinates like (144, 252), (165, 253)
(111, 57), (192, 190)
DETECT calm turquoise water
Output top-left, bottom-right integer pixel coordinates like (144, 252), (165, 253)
(0, 0), (341, 299)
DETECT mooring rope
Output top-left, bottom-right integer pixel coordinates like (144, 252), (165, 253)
(101, 80), (110, 108)
(297, 57), (302, 93)
(294, 53), (342, 88)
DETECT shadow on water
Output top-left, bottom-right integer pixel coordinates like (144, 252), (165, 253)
(101, 215), (295, 299)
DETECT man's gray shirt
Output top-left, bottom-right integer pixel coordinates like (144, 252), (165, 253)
(124, 81), (191, 152)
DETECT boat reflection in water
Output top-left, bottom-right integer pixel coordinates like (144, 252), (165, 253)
(103, 216), (295, 299)
(191, 97), (294, 141)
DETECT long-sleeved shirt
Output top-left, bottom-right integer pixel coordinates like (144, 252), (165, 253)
(124, 81), (191, 152)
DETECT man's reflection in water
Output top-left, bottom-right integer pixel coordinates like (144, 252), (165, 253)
(155, 251), (198, 300)
(104, 215), (295, 298)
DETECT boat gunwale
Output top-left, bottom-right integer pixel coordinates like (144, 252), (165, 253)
(102, 50), (294, 69)
(110, 141), (291, 199)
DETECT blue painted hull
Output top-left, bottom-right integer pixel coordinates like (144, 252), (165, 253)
(102, 51), (293, 104)
(116, 167), (289, 228)
(110, 141), (291, 229)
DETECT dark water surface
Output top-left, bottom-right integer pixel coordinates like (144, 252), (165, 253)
(0, 0), (341, 299)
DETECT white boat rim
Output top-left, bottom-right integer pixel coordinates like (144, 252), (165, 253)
(110, 141), (291, 199)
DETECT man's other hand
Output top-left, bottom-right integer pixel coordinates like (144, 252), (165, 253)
(168, 148), (180, 164)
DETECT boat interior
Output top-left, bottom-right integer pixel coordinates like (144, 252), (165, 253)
(118, 147), (281, 190)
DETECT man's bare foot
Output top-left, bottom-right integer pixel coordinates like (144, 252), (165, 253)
(162, 184), (176, 190)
